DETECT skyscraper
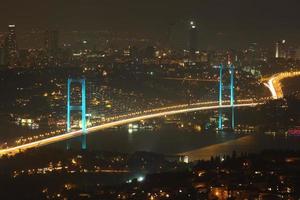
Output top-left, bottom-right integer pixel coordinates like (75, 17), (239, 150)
(7, 25), (17, 55)
(275, 40), (287, 59)
(5, 24), (18, 66)
(275, 42), (279, 58)
(188, 21), (198, 55)
(45, 30), (59, 57)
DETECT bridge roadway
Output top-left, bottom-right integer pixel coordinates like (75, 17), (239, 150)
(0, 101), (260, 156)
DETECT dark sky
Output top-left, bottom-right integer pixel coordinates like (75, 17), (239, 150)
(1, 0), (300, 48)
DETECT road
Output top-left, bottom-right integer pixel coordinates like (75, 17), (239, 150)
(263, 71), (300, 99)
(0, 102), (259, 156)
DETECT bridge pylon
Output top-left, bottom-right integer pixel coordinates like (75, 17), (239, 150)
(218, 63), (235, 131)
(66, 78), (87, 150)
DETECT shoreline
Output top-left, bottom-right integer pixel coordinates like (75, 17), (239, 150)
(178, 134), (256, 162)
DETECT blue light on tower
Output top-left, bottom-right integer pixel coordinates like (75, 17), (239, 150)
(218, 63), (235, 130)
(230, 64), (235, 129)
(66, 78), (87, 150)
(218, 64), (223, 130)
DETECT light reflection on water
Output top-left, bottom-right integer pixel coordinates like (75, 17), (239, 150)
(181, 133), (300, 161)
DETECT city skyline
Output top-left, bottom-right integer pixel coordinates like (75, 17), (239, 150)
(1, 0), (300, 48)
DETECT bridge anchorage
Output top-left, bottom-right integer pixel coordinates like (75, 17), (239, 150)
(66, 78), (87, 150)
(218, 61), (235, 131)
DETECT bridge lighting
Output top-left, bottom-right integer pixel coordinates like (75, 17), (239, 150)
(67, 78), (87, 150)
(218, 63), (235, 130)
(0, 101), (260, 156)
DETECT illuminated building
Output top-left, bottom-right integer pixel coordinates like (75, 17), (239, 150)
(6, 24), (18, 65)
(275, 42), (279, 58)
(188, 21), (198, 55)
(7, 24), (17, 54)
(275, 40), (287, 58)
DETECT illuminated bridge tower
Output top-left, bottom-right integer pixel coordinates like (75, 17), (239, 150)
(67, 78), (87, 150)
(218, 62), (235, 131)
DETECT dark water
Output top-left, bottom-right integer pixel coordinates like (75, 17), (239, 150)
(86, 129), (238, 154)
(55, 128), (300, 159)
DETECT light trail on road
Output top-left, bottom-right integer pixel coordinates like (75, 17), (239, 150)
(0, 102), (259, 156)
(263, 71), (300, 99)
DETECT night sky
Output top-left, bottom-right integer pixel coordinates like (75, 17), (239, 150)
(1, 0), (300, 48)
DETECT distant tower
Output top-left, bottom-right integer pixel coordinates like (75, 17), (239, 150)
(281, 40), (287, 58)
(188, 21), (198, 54)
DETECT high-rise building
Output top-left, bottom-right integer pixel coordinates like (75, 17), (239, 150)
(45, 30), (59, 57)
(275, 42), (279, 58)
(275, 40), (287, 59)
(6, 25), (18, 66)
(188, 21), (198, 54)
(7, 25), (17, 54)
